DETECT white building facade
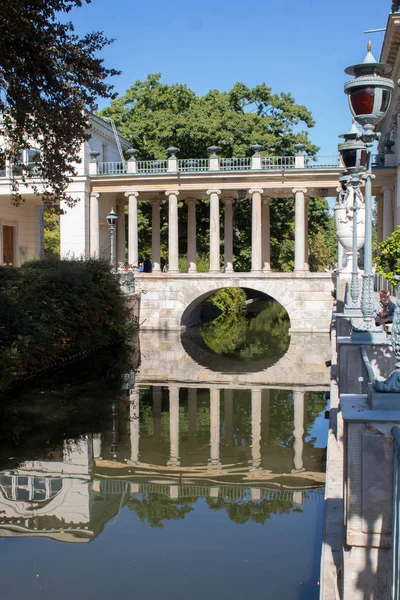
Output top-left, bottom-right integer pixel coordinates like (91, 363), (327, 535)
(0, 115), (130, 267)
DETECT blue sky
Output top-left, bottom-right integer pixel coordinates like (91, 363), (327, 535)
(69, 0), (391, 156)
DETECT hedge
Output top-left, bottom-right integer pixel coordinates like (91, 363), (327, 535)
(0, 258), (132, 391)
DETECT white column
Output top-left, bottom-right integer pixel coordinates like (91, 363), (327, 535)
(249, 188), (263, 272)
(186, 199), (197, 272)
(153, 386), (162, 439)
(376, 194), (383, 246)
(92, 434), (102, 459)
(209, 388), (220, 467)
(382, 185), (394, 240)
(151, 199), (161, 272)
(223, 198), (234, 272)
(304, 197), (309, 271)
(125, 191), (139, 269)
(251, 389), (262, 469)
(293, 188), (307, 271)
(224, 389), (233, 445)
(129, 386), (140, 464)
(292, 391), (305, 472)
(207, 189), (221, 273)
(262, 197), (271, 271)
(116, 203), (126, 266)
(168, 386), (180, 466)
(166, 191), (179, 273)
(395, 171), (400, 229)
(188, 388), (197, 443)
(90, 192), (100, 257)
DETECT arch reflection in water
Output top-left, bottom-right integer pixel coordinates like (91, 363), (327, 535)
(182, 296), (290, 373)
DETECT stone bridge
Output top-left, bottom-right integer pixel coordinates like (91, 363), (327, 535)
(135, 330), (331, 388)
(134, 271), (335, 333)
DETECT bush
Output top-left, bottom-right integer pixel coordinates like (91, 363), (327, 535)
(0, 258), (132, 391)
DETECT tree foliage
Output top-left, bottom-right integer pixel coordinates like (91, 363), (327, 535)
(99, 73), (318, 159)
(0, 0), (119, 206)
(100, 74), (335, 272)
(376, 226), (400, 286)
(43, 210), (60, 257)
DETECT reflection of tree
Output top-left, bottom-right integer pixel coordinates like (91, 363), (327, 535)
(126, 490), (298, 527)
(127, 493), (195, 528)
(304, 391), (328, 448)
(200, 300), (290, 360)
(0, 345), (133, 470)
(206, 496), (296, 525)
(201, 313), (248, 355)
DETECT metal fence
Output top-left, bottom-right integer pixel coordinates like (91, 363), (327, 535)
(374, 273), (397, 298)
(98, 161), (127, 175)
(262, 156), (295, 169)
(392, 426), (400, 600)
(220, 157), (251, 171)
(137, 160), (168, 173)
(305, 155), (341, 169)
(178, 158), (209, 172)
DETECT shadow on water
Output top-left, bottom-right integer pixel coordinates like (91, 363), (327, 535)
(181, 298), (290, 373)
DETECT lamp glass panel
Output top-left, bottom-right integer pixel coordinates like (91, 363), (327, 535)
(349, 86), (375, 116)
(342, 149), (357, 168)
(381, 90), (391, 114)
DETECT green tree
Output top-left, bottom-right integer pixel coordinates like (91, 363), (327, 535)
(376, 225), (400, 286)
(0, 0), (119, 207)
(43, 210), (60, 257)
(99, 73), (318, 159)
(100, 74), (335, 272)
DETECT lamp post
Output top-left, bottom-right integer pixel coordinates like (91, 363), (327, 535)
(343, 42), (394, 340)
(106, 208), (118, 272)
(338, 121), (367, 316)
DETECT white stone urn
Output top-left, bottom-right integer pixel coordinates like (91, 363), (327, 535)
(334, 184), (365, 274)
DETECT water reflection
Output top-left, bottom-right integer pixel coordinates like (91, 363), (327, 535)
(0, 331), (329, 600)
(0, 381), (327, 542)
(187, 299), (290, 373)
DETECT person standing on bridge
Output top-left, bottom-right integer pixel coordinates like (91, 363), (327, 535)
(143, 255), (152, 273)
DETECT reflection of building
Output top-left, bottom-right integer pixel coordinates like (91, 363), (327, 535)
(96, 384), (327, 486)
(0, 438), (123, 543)
(0, 378), (327, 541)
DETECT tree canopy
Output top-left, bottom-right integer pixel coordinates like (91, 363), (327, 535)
(99, 74), (336, 272)
(0, 0), (119, 206)
(99, 73), (318, 159)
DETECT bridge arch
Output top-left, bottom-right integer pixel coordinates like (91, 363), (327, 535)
(135, 272), (334, 333)
(180, 286), (289, 330)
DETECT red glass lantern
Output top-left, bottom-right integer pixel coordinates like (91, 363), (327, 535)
(344, 43), (394, 127)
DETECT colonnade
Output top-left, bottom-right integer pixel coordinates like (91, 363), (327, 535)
(89, 188), (310, 272)
(375, 184), (397, 245)
(127, 386), (306, 472)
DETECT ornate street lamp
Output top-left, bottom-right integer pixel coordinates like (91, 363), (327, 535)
(344, 42), (394, 339)
(106, 208), (118, 271)
(338, 123), (366, 315)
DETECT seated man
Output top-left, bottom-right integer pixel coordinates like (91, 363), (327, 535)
(375, 290), (396, 326)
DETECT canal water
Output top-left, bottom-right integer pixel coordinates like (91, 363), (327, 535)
(0, 299), (330, 600)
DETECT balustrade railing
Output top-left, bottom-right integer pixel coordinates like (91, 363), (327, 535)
(305, 155), (341, 169)
(262, 156), (295, 169)
(220, 157), (251, 171)
(98, 161), (127, 175)
(392, 426), (400, 600)
(137, 160), (168, 173)
(374, 273), (396, 298)
(178, 158), (209, 172)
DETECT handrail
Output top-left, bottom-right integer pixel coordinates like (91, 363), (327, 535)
(392, 426), (400, 600)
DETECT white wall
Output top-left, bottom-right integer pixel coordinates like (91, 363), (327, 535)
(0, 196), (43, 266)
